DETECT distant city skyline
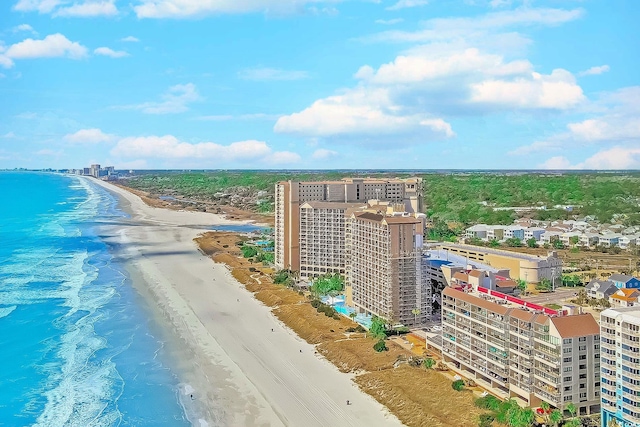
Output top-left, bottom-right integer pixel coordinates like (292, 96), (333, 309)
(1, 0), (638, 170)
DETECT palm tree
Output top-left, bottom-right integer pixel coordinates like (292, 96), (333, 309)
(549, 409), (563, 427)
(411, 308), (421, 325)
(349, 311), (357, 322)
(566, 402), (577, 419)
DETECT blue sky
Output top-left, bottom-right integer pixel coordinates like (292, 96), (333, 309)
(0, 0), (638, 170)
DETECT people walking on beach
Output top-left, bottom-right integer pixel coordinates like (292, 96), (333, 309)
(271, 328), (274, 332)
(299, 349), (302, 353)
(346, 400), (350, 405)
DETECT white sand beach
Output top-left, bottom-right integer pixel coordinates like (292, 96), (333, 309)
(89, 178), (405, 427)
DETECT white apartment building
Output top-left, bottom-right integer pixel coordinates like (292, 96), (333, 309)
(298, 201), (366, 279)
(442, 287), (600, 414)
(600, 307), (640, 427)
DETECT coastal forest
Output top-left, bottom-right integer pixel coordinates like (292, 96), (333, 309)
(122, 171), (640, 226)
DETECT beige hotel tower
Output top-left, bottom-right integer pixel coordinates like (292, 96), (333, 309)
(274, 177), (424, 274)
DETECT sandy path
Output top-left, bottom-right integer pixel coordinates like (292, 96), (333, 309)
(89, 178), (404, 427)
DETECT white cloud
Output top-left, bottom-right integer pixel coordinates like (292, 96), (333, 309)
(1, 132), (16, 138)
(265, 151), (301, 164)
(312, 148), (338, 160)
(54, 1), (118, 17)
(540, 147), (640, 170)
(13, 0), (117, 16)
(4, 34), (88, 61)
(13, 0), (61, 13)
(133, 0), (338, 18)
(120, 36), (140, 42)
(578, 65), (610, 77)
(111, 135), (300, 165)
(512, 86), (640, 155)
(238, 67), (309, 81)
(367, 7), (583, 44)
(0, 73), (5, 78)
(194, 113), (280, 121)
(274, 86), (454, 141)
(64, 128), (114, 143)
(375, 18), (403, 25)
(489, 0), (511, 8)
(116, 83), (200, 114)
(94, 47), (129, 58)
(12, 24), (37, 34)
(36, 148), (63, 156)
(470, 69), (585, 109)
(386, 0), (428, 11)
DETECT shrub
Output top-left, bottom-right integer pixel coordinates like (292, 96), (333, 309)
(478, 413), (494, 427)
(423, 358), (435, 369)
(373, 339), (388, 352)
(310, 300), (321, 308)
(475, 395), (501, 411)
(452, 380), (465, 391)
(249, 267), (256, 272)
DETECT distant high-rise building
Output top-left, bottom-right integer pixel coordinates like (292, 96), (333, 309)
(274, 177), (423, 271)
(90, 164), (100, 178)
(600, 307), (640, 427)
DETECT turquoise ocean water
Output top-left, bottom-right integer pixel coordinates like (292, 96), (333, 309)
(0, 172), (191, 426)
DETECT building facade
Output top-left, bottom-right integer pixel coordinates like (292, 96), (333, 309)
(442, 287), (600, 414)
(600, 307), (640, 427)
(274, 177), (424, 271)
(345, 210), (429, 327)
(435, 243), (562, 285)
(298, 201), (366, 279)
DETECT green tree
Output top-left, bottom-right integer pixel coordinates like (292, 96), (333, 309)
(536, 278), (552, 292)
(549, 409), (563, 427)
(489, 239), (501, 248)
(423, 358), (435, 369)
(562, 274), (582, 287)
(452, 380), (465, 391)
(373, 339), (388, 352)
(369, 316), (387, 339)
(526, 238), (538, 248)
(349, 312), (357, 322)
(411, 308), (421, 324)
(553, 239), (565, 249)
(310, 273), (344, 297)
(569, 235), (580, 247)
(516, 279), (527, 293)
(566, 402), (577, 418)
(565, 419), (581, 427)
(505, 237), (523, 247)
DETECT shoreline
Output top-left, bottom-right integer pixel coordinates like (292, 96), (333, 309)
(87, 177), (405, 427)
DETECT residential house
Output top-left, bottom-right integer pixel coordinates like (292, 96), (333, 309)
(609, 288), (640, 308)
(579, 233), (599, 247)
(609, 274), (640, 290)
(618, 235), (638, 250)
(585, 279), (618, 300)
(504, 225), (525, 241)
(598, 234), (622, 248)
(541, 231), (563, 245)
(465, 224), (488, 240)
(524, 227), (545, 242)
(487, 226), (506, 242)
(560, 231), (582, 247)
